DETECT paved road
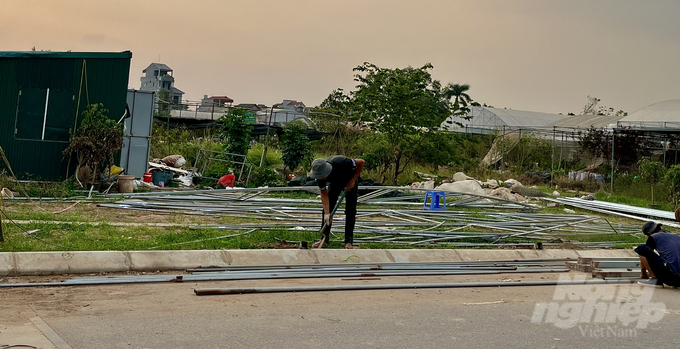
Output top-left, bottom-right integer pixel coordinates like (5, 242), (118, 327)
(2, 272), (678, 348)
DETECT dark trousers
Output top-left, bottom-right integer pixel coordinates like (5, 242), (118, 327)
(635, 244), (680, 287)
(321, 180), (358, 244)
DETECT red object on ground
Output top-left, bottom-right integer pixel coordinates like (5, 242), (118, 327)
(143, 172), (152, 183)
(217, 174), (236, 187)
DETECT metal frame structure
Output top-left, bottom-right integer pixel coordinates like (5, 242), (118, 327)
(193, 148), (254, 186)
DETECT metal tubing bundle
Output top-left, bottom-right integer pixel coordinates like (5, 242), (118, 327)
(0, 259), (571, 288)
(99, 186), (640, 247)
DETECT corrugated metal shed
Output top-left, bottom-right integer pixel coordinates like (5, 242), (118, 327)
(0, 51), (132, 180)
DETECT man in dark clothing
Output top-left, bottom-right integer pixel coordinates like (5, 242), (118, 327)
(634, 221), (680, 287)
(308, 156), (365, 249)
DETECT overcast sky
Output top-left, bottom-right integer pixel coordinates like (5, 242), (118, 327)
(2, 0), (679, 114)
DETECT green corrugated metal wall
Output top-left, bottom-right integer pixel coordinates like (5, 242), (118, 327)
(0, 51), (131, 180)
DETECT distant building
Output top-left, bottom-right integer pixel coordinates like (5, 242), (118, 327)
(198, 95), (234, 114)
(265, 100), (311, 125)
(139, 63), (184, 105)
(273, 100), (307, 113)
(234, 103), (268, 113)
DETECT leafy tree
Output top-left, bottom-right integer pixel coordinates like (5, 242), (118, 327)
(280, 121), (312, 172)
(318, 88), (351, 114)
(63, 104), (123, 186)
(349, 62), (458, 184)
(311, 89), (356, 155)
(219, 108), (253, 156)
(638, 158), (666, 205)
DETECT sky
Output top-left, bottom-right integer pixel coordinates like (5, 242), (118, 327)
(2, 0), (679, 115)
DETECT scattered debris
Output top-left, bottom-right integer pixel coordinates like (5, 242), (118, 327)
(452, 172), (474, 182)
(161, 155), (186, 168)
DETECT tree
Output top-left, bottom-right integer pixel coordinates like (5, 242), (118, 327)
(581, 95), (601, 115)
(280, 121), (312, 172)
(580, 95), (627, 116)
(219, 108), (253, 156)
(318, 88), (351, 114)
(444, 83), (472, 111)
(665, 165), (680, 209)
(63, 104), (123, 186)
(350, 62), (458, 184)
(578, 126), (654, 171)
(155, 90), (172, 117)
(638, 158), (666, 205)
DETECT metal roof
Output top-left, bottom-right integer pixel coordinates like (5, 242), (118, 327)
(0, 51), (131, 59)
(618, 99), (680, 128)
(442, 106), (569, 132)
(545, 113), (622, 129)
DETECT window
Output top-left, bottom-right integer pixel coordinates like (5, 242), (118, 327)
(15, 87), (75, 142)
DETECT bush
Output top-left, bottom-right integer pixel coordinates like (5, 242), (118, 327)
(63, 104), (123, 186)
(280, 122), (312, 172)
(249, 166), (284, 188)
(219, 109), (253, 156)
(665, 165), (680, 209)
(247, 143), (283, 168)
(150, 125), (223, 167)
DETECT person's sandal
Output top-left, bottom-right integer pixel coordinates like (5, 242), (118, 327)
(312, 238), (327, 248)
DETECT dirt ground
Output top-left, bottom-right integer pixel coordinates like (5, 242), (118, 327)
(0, 270), (569, 324)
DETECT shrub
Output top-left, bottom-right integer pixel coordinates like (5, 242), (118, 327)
(219, 109), (253, 156)
(63, 104), (123, 186)
(249, 166), (284, 188)
(280, 121), (312, 172)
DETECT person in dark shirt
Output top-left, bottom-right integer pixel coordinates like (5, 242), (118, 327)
(308, 156), (365, 249)
(634, 221), (680, 286)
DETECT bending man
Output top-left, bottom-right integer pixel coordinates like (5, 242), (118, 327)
(308, 156), (365, 249)
(634, 221), (680, 287)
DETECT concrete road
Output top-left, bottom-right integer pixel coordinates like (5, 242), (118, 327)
(2, 272), (678, 348)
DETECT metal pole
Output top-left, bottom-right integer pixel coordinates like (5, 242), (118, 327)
(610, 129), (615, 193)
(551, 126), (555, 177)
(260, 106), (275, 167)
(195, 279), (632, 296)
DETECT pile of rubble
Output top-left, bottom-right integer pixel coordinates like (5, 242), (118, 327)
(410, 172), (546, 203)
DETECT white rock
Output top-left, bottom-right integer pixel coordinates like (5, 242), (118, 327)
(552, 191), (560, 196)
(489, 187), (516, 201)
(435, 180), (486, 196)
(505, 179), (522, 187)
(563, 208), (576, 214)
(422, 180), (435, 190)
(452, 172), (472, 182)
(485, 179), (500, 188)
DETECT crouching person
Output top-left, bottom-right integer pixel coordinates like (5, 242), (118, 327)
(635, 221), (680, 287)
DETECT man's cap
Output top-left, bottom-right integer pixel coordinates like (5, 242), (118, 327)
(642, 221), (660, 235)
(308, 158), (332, 179)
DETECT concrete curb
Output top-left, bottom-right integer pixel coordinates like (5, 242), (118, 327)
(0, 249), (638, 276)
